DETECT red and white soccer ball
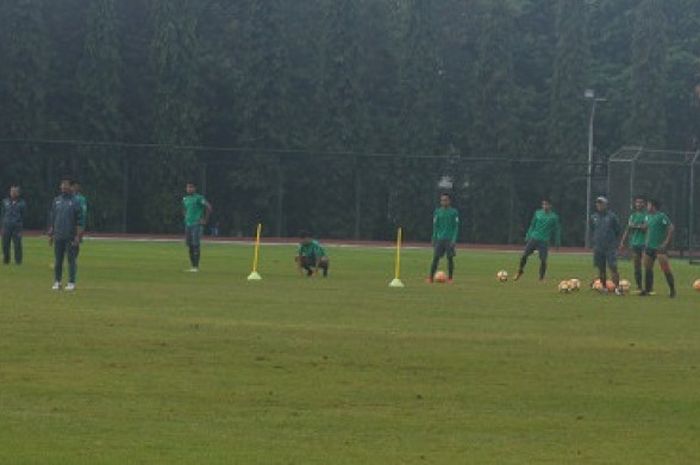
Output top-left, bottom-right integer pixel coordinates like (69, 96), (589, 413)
(693, 279), (700, 292)
(434, 271), (448, 283)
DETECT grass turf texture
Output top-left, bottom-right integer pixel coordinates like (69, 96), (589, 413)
(1, 238), (699, 465)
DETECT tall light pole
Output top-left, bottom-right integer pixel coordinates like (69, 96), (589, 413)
(584, 89), (606, 249)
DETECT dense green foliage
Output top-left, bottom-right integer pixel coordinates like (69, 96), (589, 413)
(1, 238), (700, 463)
(0, 1), (698, 241)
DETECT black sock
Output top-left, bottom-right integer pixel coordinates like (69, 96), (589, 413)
(429, 256), (439, 279)
(664, 271), (675, 293)
(634, 268), (643, 290)
(539, 261), (547, 280)
(519, 255), (527, 273)
(193, 246), (201, 268)
(321, 262), (329, 277)
(304, 266), (313, 276)
(447, 257), (454, 279)
(644, 269), (654, 293)
(188, 246), (195, 267)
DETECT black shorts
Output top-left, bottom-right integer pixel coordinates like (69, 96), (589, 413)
(433, 240), (456, 259)
(631, 245), (645, 257)
(594, 248), (618, 269)
(523, 239), (548, 261)
(645, 248), (666, 260)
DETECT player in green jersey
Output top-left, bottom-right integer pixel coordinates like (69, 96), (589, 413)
(641, 198), (676, 298)
(182, 182), (212, 272)
(71, 181), (88, 258)
(619, 195), (647, 292)
(427, 193), (459, 283)
(514, 199), (561, 282)
(295, 231), (329, 277)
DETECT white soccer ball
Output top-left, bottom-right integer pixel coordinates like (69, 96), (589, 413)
(619, 279), (631, 293)
(568, 278), (581, 291)
(497, 270), (509, 282)
(558, 280), (572, 293)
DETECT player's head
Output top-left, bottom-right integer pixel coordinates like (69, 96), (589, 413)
(541, 198), (552, 212)
(71, 180), (81, 194)
(60, 177), (73, 194)
(647, 198), (661, 213)
(595, 196), (608, 212)
(299, 230), (312, 245)
(633, 195), (646, 211)
(439, 193), (452, 208)
(186, 182), (196, 194)
(9, 185), (20, 199)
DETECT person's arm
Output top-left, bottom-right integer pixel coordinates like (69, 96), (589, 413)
(661, 223), (674, 251)
(525, 214), (536, 241)
(47, 201), (55, 245)
(201, 200), (212, 225)
(553, 216), (562, 248)
(451, 213), (459, 245)
(74, 203), (84, 245)
(619, 224), (630, 249)
(431, 212), (438, 244)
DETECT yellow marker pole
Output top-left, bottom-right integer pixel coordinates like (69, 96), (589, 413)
(247, 223), (263, 281)
(389, 227), (405, 288)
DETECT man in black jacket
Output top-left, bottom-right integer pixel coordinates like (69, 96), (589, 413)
(1, 185), (26, 265)
(48, 178), (83, 291)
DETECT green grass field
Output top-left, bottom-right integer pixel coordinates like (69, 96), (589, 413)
(1, 238), (699, 465)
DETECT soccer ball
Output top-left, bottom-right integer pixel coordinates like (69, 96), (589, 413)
(434, 271), (448, 283)
(619, 279), (631, 293)
(558, 280), (572, 293)
(693, 279), (700, 292)
(496, 270), (508, 282)
(568, 279), (581, 291)
(606, 280), (616, 292)
(591, 279), (604, 291)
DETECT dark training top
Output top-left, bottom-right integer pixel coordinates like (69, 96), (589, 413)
(1, 198), (26, 227)
(590, 210), (622, 251)
(49, 194), (83, 240)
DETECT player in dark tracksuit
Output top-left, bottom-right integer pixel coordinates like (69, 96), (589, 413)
(589, 196), (622, 295)
(48, 178), (84, 291)
(1, 185), (26, 265)
(427, 193), (459, 283)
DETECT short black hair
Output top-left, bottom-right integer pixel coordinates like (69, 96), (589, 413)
(60, 176), (73, 183)
(71, 180), (80, 186)
(633, 194), (646, 201)
(298, 230), (311, 238)
(186, 181), (196, 186)
(541, 198), (552, 204)
(440, 192), (452, 199)
(648, 198), (662, 209)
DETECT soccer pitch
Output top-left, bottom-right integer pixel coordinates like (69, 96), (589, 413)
(1, 238), (699, 465)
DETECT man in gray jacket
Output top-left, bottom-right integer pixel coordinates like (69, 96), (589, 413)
(589, 196), (623, 295)
(1, 185), (26, 265)
(48, 178), (83, 291)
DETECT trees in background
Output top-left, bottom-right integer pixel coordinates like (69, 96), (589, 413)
(0, 0), (698, 242)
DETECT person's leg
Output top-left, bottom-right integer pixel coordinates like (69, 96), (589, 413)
(429, 242), (445, 280)
(1, 229), (10, 264)
(608, 250), (620, 291)
(658, 254), (676, 298)
(516, 240), (537, 280)
(54, 240), (66, 283)
(537, 242), (549, 280)
(185, 226), (196, 268)
(446, 242), (456, 280)
(642, 251), (656, 295)
(319, 256), (330, 277)
(633, 247), (643, 291)
(67, 241), (78, 284)
(593, 250), (607, 286)
(302, 256), (314, 276)
(191, 225), (202, 268)
(13, 227), (22, 265)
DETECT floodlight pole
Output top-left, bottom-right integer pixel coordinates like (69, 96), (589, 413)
(584, 90), (606, 249)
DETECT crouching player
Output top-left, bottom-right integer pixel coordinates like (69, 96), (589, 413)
(641, 199), (676, 298)
(296, 232), (329, 277)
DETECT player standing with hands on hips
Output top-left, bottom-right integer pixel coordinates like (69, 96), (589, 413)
(182, 182), (212, 272)
(641, 198), (676, 298)
(1, 185), (26, 265)
(589, 196), (623, 295)
(48, 178), (83, 291)
(427, 193), (459, 283)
